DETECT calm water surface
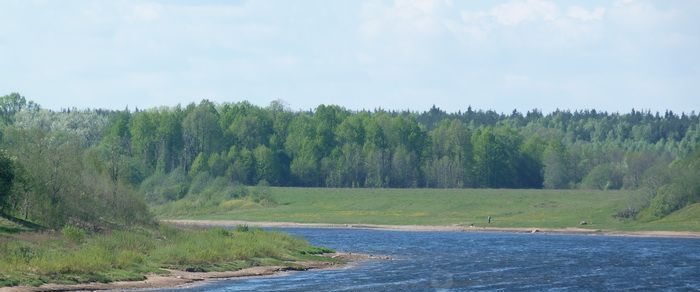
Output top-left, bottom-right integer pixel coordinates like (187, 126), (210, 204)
(168, 228), (700, 291)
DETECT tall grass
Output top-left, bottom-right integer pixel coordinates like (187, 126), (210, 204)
(150, 227), (309, 267)
(0, 225), (332, 287)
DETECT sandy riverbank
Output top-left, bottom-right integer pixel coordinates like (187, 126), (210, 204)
(0, 253), (382, 292)
(164, 219), (700, 239)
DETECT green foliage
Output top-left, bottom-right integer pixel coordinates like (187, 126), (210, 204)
(189, 152), (208, 177)
(0, 93), (38, 125)
(0, 150), (14, 211)
(1, 126), (153, 229)
(250, 181), (275, 206)
(87, 100), (697, 192)
(644, 151), (700, 218)
(471, 127), (526, 188)
(182, 100), (222, 167)
(141, 168), (189, 203)
(61, 225), (87, 243)
(543, 140), (573, 189)
(649, 184), (689, 217)
(581, 163), (623, 190)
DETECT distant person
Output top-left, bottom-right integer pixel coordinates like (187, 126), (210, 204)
(488, 216), (492, 224)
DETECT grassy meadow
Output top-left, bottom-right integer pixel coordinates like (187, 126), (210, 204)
(155, 187), (700, 232)
(0, 222), (334, 287)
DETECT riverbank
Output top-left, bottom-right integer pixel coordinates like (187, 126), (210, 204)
(0, 252), (377, 292)
(0, 224), (351, 290)
(165, 219), (700, 239)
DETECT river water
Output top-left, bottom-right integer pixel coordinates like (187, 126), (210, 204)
(171, 228), (700, 291)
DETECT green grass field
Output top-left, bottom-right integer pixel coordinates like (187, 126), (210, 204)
(155, 187), (700, 231)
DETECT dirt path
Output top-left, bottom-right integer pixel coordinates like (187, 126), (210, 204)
(164, 219), (700, 239)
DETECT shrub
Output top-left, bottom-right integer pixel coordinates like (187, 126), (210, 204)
(649, 184), (689, 217)
(613, 206), (639, 220)
(250, 184), (276, 206)
(582, 164), (623, 190)
(62, 225), (87, 243)
(141, 169), (189, 204)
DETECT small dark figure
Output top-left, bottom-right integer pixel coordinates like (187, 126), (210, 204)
(488, 216), (492, 224)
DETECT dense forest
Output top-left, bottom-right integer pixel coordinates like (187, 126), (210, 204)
(0, 92), (699, 229)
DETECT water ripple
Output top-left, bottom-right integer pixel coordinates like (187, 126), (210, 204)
(174, 229), (700, 291)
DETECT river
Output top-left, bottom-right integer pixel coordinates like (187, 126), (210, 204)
(168, 228), (700, 291)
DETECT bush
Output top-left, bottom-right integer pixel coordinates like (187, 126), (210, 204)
(582, 163), (623, 190)
(613, 206), (639, 220)
(141, 169), (189, 204)
(227, 184), (249, 199)
(641, 151), (700, 218)
(649, 184), (689, 218)
(62, 225), (87, 243)
(250, 183), (276, 206)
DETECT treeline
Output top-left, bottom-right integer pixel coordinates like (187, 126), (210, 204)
(0, 92), (699, 226)
(93, 100), (697, 191)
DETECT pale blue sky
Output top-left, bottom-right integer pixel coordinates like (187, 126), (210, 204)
(1, 0), (698, 113)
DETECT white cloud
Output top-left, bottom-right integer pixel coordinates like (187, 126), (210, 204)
(490, 0), (557, 26)
(359, 0), (450, 39)
(129, 3), (162, 22)
(445, 1), (617, 49)
(567, 6), (605, 22)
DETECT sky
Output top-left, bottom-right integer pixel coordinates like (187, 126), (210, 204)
(0, 0), (698, 113)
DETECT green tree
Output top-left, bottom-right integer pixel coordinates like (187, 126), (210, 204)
(229, 148), (255, 185)
(0, 93), (38, 124)
(130, 111), (158, 172)
(390, 146), (419, 187)
(207, 152), (227, 177)
(253, 145), (281, 184)
(290, 150), (319, 186)
(363, 144), (389, 188)
(543, 140), (572, 189)
(472, 128), (522, 188)
(189, 152), (208, 177)
(182, 100), (222, 170)
(0, 150), (14, 212)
